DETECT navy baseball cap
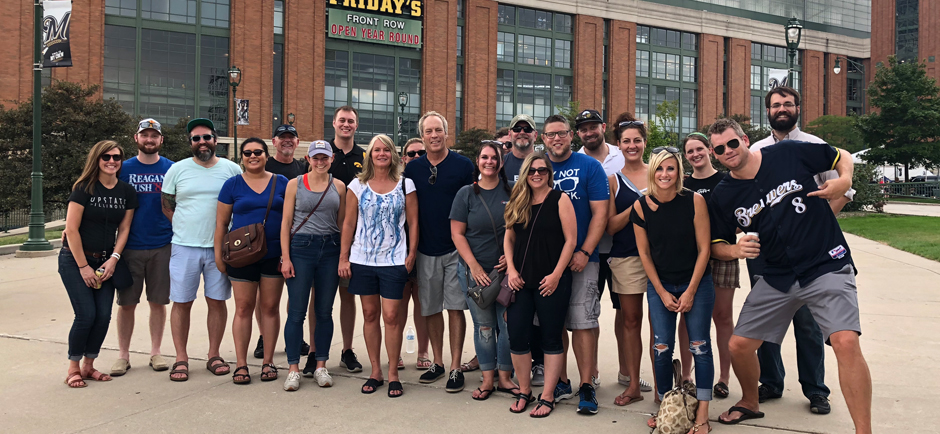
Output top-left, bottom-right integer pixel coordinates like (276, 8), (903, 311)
(574, 109), (604, 128)
(274, 124), (298, 138)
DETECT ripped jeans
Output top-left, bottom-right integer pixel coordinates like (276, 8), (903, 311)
(647, 274), (715, 401)
(458, 261), (513, 372)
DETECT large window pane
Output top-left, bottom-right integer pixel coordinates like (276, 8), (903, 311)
(516, 71), (552, 122)
(681, 88), (697, 134)
(199, 35), (229, 136)
(138, 29), (197, 126)
(636, 51), (649, 78)
(518, 35), (551, 67)
(635, 84), (649, 122)
(272, 43), (283, 130)
(274, 1), (284, 35)
(682, 56), (696, 82)
(751, 65), (762, 91)
(637, 26), (649, 44)
(106, 0), (137, 17)
(497, 32), (514, 62)
(456, 66), (463, 134)
(142, 0), (197, 24)
(351, 53), (395, 143)
(553, 75), (572, 114)
(496, 69), (514, 126)
(201, 0), (230, 28)
(554, 40), (571, 69)
(324, 49), (349, 135)
(498, 5), (515, 25)
(104, 25), (137, 115)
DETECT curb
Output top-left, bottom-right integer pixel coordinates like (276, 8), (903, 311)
(0, 239), (61, 256)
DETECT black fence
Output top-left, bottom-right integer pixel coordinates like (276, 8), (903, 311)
(879, 182), (940, 199)
(1, 207), (67, 232)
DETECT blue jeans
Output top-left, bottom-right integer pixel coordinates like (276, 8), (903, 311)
(284, 233), (341, 366)
(59, 249), (115, 361)
(647, 275), (715, 401)
(458, 261), (512, 372)
(757, 305), (830, 399)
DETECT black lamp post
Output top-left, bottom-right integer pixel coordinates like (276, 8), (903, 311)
(398, 92), (408, 152)
(287, 112), (295, 126)
(833, 57), (867, 113)
(785, 18), (803, 87)
(228, 65), (242, 162)
(20, 0), (52, 254)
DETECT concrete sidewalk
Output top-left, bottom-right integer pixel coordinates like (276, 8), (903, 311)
(883, 202), (940, 217)
(0, 232), (936, 433)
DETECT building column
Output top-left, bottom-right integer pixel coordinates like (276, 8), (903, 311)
(463, 0), (498, 133)
(698, 33), (724, 126)
(921, 0), (939, 81)
(870, 0), (896, 73)
(726, 38), (751, 119)
(422, 0), (458, 145)
(802, 49), (824, 124)
(573, 15), (604, 113)
(825, 53), (846, 117)
(607, 19), (635, 123)
(231, 0), (275, 139)
(284, 0), (325, 140)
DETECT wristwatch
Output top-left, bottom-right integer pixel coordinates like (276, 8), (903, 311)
(578, 249), (590, 256)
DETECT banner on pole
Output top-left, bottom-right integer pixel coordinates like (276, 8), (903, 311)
(767, 68), (789, 89)
(42, 1), (72, 68)
(236, 99), (250, 126)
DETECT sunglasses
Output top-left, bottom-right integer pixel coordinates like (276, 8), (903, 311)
(527, 167), (550, 176)
(191, 134), (215, 143)
(100, 154), (122, 162)
(713, 138), (741, 156)
(429, 165), (438, 185)
(511, 125), (534, 133)
(618, 121), (644, 128)
(651, 146), (680, 155)
(406, 149), (426, 158)
(242, 149), (265, 157)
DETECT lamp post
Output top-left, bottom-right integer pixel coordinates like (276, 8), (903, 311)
(228, 65), (242, 162)
(287, 112), (295, 126)
(785, 18), (803, 87)
(398, 92), (408, 152)
(833, 56), (867, 114)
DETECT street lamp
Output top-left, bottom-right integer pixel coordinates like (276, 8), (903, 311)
(833, 56), (867, 114)
(785, 18), (803, 87)
(287, 112), (295, 126)
(228, 65), (242, 162)
(398, 92), (408, 152)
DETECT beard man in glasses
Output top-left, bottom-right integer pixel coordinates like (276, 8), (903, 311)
(503, 114), (539, 182)
(706, 117), (871, 433)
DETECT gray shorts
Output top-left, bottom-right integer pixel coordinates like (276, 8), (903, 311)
(734, 264), (860, 345)
(565, 262), (601, 330)
(417, 250), (465, 316)
(118, 245), (171, 306)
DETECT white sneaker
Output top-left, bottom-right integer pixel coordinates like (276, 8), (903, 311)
(531, 364), (545, 387)
(283, 371), (301, 391)
(592, 374), (601, 388)
(314, 367), (333, 387)
(617, 372), (653, 392)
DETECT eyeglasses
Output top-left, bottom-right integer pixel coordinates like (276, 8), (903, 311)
(406, 149), (426, 158)
(770, 102), (797, 110)
(542, 130), (570, 139)
(191, 134), (215, 143)
(618, 121), (644, 128)
(100, 154), (122, 162)
(511, 125), (534, 133)
(242, 149), (265, 157)
(713, 138), (741, 156)
(651, 146), (680, 155)
(429, 165), (438, 185)
(527, 167), (550, 176)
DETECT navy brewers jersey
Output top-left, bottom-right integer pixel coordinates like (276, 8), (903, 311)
(709, 140), (854, 292)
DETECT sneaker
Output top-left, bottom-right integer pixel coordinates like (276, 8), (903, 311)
(420, 363), (446, 384)
(302, 352), (317, 377)
(638, 378), (653, 392)
(445, 369), (465, 392)
(809, 394), (831, 415)
(531, 364), (545, 387)
(591, 375), (601, 389)
(339, 349), (362, 373)
(300, 340), (310, 355)
(253, 336), (264, 359)
(616, 372), (654, 392)
(577, 383), (599, 415)
(758, 384), (783, 403)
(314, 367), (333, 387)
(554, 379), (576, 401)
(283, 370), (301, 391)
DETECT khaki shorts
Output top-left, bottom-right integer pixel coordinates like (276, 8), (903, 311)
(118, 245), (171, 306)
(609, 256), (647, 295)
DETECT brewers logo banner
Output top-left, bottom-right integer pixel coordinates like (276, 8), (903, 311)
(42, 1), (73, 68)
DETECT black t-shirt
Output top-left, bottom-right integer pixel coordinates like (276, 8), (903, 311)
(630, 190), (709, 284)
(329, 139), (366, 185)
(684, 171), (724, 204)
(67, 180), (139, 252)
(513, 190), (565, 286)
(266, 158), (308, 180)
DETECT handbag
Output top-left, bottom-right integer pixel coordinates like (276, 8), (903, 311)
(497, 196), (546, 308)
(467, 185), (506, 309)
(652, 359), (698, 434)
(222, 175), (277, 268)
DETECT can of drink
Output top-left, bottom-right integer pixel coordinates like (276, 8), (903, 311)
(745, 232), (759, 242)
(94, 268), (104, 289)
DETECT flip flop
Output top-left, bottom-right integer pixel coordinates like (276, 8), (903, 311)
(472, 387), (495, 401)
(460, 357), (480, 372)
(614, 393), (645, 406)
(718, 406), (765, 425)
(388, 381), (404, 398)
(361, 378), (385, 394)
(530, 398), (555, 418)
(149, 355), (169, 372)
(509, 392), (534, 413)
(110, 358), (130, 376)
(206, 356), (230, 376)
(714, 382), (730, 399)
(169, 361), (189, 382)
(83, 369), (112, 382)
(497, 386), (520, 395)
(416, 356), (432, 370)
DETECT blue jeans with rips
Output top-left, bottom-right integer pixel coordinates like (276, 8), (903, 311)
(458, 261), (512, 372)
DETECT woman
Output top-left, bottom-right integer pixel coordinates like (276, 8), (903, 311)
(215, 138), (288, 384)
(339, 134), (418, 398)
(399, 137), (430, 370)
(450, 141), (516, 401)
(279, 140), (346, 391)
(679, 132), (738, 399)
(605, 114), (655, 406)
(631, 149), (714, 433)
(61, 140), (138, 388)
(504, 153), (577, 418)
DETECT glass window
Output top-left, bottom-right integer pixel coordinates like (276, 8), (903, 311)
(751, 42), (761, 60)
(141, 0), (197, 24)
(496, 69), (514, 125)
(324, 49), (349, 134)
(651, 85), (679, 129)
(681, 32), (697, 51)
(106, 0), (137, 17)
(682, 56), (696, 82)
(650, 28), (680, 49)
(651, 52), (679, 81)
(350, 53), (395, 144)
(457, 26), (463, 58)
(497, 32), (514, 63)
(751, 65), (762, 91)
(637, 51), (649, 78)
(516, 71), (552, 121)
(847, 78), (862, 102)
(751, 95), (764, 127)
(554, 14), (572, 34)
(398, 57), (421, 139)
(274, 1), (284, 35)
(554, 40), (571, 69)
(457, 0), (464, 19)
(199, 35), (229, 136)
(456, 66), (463, 133)
(680, 88), (697, 134)
(138, 29), (197, 127)
(272, 43), (283, 130)
(103, 25), (137, 115)
(553, 75), (572, 114)
(635, 84), (649, 122)
(518, 35), (551, 67)
(637, 26), (649, 44)
(201, 0), (230, 28)
(518, 8), (552, 30)
(498, 5), (515, 25)
(665, 53), (679, 81)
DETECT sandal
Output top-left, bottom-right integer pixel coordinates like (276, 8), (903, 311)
(169, 361), (189, 382)
(65, 371), (87, 388)
(530, 397), (555, 418)
(714, 381), (730, 399)
(717, 406), (765, 425)
(388, 380), (404, 398)
(83, 369), (112, 382)
(614, 392), (644, 406)
(509, 392), (534, 413)
(206, 356), (230, 376)
(497, 386), (521, 395)
(459, 355), (480, 372)
(692, 421), (713, 433)
(416, 356), (432, 370)
(260, 363), (278, 381)
(361, 378), (385, 394)
(232, 366), (251, 385)
(472, 387), (495, 401)
(397, 357), (404, 370)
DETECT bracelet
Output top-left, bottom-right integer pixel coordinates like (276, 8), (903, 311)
(579, 249), (590, 256)
(79, 264), (90, 269)
(111, 252), (121, 260)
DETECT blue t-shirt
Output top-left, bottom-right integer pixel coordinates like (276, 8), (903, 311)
(120, 156), (174, 250)
(218, 174), (289, 260)
(403, 151), (475, 256)
(550, 152), (610, 262)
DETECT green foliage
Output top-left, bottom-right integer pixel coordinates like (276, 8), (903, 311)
(554, 100), (583, 151)
(837, 213), (940, 262)
(856, 56), (940, 179)
(842, 163), (885, 212)
(157, 117), (198, 163)
(804, 115), (866, 153)
(699, 114), (771, 144)
(454, 127), (493, 163)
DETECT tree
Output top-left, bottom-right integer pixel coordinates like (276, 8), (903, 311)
(856, 55), (940, 181)
(804, 115), (866, 154)
(156, 117), (199, 163)
(555, 100), (583, 151)
(453, 127), (493, 162)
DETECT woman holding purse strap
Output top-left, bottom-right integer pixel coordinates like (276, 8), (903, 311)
(450, 141), (516, 401)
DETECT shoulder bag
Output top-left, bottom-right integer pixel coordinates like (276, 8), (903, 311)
(652, 359), (698, 434)
(496, 196), (546, 308)
(222, 175), (276, 268)
(467, 185), (505, 309)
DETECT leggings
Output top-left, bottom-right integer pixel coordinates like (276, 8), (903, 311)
(507, 270), (572, 355)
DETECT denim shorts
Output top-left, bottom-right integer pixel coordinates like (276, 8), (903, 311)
(347, 263), (409, 300)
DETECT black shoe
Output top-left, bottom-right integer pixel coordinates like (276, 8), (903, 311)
(809, 394), (831, 415)
(300, 340), (310, 355)
(253, 336), (264, 359)
(339, 349), (362, 373)
(445, 369), (465, 392)
(758, 384), (783, 403)
(302, 352), (316, 378)
(419, 363), (446, 383)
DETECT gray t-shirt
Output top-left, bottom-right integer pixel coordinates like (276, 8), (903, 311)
(291, 175), (341, 235)
(449, 181), (511, 270)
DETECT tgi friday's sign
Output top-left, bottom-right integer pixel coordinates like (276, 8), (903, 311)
(327, 0), (423, 48)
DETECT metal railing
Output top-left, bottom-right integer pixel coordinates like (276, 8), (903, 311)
(879, 182), (940, 199)
(1, 207), (67, 232)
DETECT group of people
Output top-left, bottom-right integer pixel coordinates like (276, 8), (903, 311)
(59, 87), (872, 433)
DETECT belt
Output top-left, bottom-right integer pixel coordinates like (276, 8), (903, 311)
(61, 246), (110, 259)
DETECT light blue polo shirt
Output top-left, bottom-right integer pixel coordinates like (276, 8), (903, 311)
(162, 158), (242, 248)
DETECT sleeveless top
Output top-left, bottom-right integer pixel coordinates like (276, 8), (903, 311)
(291, 174), (341, 235)
(610, 172), (644, 258)
(629, 189), (710, 284)
(512, 189), (565, 286)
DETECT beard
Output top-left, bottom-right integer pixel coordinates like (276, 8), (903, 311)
(769, 112), (799, 132)
(513, 138), (532, 151)
(137, 142), (161, 155)
(192, 144), (215, 162)
(582, 135), (604, 151)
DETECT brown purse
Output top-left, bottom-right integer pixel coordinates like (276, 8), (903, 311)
(222, 175), (277, 268)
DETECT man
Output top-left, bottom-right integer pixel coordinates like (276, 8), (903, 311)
(707, 118), (871, 433)
(110, 118), (174, 377)
(748, 86), (855, 415)
(161, 118), (242, 381)
(502, 114), (538, 182)
(403, 111), (475, 392)
(494, 127), (511, 154)
(543, 114), (610, 414)
(327, 106), (367, 373)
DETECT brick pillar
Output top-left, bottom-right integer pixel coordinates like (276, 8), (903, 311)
(230, 0), (274, 139)
(871, 0), (895, 72)
(921, 0), (940, 82)
(422, 0), (458, 146)
(825, 53), (846, 116)
(284, 0), (325, 140)
(463, 0), (497, 133)
(698, 33), (724, 126)
(726, 38), (751, 119)
(573, 15), (604, 113)
(0, 0), (34, 106)
(49, 0), (105, 95)
(802, 49), (824, 124)
(607, 20), (636, 122)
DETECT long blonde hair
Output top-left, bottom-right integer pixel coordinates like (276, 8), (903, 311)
(73, 140), (125, 194)
(504, 153), (553, 228)
(357, 134), (402, 183)
(646, 150), (684, 198)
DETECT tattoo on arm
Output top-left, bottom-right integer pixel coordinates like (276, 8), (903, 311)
(162, 193), (177, 212)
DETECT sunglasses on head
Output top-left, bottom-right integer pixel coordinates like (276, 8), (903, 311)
(100, 154), (122, 162)
(618, 121), (644, 128)
(651, 146), (679, 155)
(713, 138), (741, 156)
(511, 125), (534, 133)
(242, 149), (265, 157)
(191, 134), (215, 143)
(429, 165), (438, 185)
(406, 149), (426, 158)
(527, 167), (550, 176)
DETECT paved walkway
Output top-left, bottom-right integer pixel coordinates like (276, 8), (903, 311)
(0, 233), (937, 433)
(883, 202), (940, 217)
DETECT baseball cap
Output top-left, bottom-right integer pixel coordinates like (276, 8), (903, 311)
(574, 109), (604, 128)
(186, 118), (215, 133)
(307, 140), (333, 158)
(137, 118), (162, 134)
(509, 114), (537, 131)
(273, 124), (298, 138)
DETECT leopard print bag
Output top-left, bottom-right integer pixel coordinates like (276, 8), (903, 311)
(653, 359), (698, 434)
